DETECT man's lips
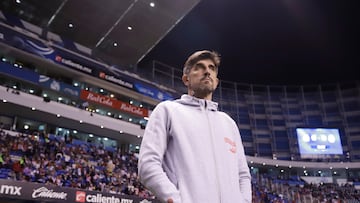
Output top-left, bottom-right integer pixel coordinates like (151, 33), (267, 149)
(201, 77), (212, 82)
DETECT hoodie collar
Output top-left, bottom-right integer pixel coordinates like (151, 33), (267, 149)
(177, 94), (218, 111)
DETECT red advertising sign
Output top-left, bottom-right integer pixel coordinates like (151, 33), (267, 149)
(80, 90), (148, 117)
(80, 90), (119, 109)
(118, 101), (148, 117)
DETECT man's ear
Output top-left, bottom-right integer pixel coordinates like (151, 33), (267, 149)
(182, 74), (189, 86)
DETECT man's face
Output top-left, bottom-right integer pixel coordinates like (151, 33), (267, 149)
(182, 59), (219, 99)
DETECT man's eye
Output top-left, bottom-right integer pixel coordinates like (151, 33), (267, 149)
(209, 66), (216, 71)
(194, 65), (203, 70)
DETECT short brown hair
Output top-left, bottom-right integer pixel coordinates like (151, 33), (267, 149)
(183, 50), (221, 75)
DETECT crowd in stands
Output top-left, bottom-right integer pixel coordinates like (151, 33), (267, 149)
(252, 174), (360, 202)
(1, 128), (360, 202)
(0, 129), (154, 199)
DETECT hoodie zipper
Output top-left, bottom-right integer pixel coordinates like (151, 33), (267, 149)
(204, 100), (222, 202)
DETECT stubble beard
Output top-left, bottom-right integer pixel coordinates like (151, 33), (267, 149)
(189, 82), (215, 99)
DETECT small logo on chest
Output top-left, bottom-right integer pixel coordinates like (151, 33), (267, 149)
(224, 137), (237, 153)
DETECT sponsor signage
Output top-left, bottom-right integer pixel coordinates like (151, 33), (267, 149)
(80, 90), (149, 117)
(32, 186), (68, 200)
(0, 24), (67, 75)
(1, 23), (172, 102)
(134, 83), (173, 101)
(55, 55), (93, 74)
(98, 71), (133, 89)
(75, 191), (135, 203)
(0, 24), (96, 74)
(80, 90), (118, 109)
(38, 75), (80, 97)
(0, 179), (158, 203)
(0, 184), (22, 196)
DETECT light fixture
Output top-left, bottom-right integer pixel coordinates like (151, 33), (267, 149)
(31, 107), (36, 111)
(68, 23), (74, 28)
(127, 26), (132, 31)
(113, 42), (118, 47)
(149, 2), (155, 7)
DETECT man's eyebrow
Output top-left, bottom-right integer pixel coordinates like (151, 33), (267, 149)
(194, 61), (216, 67)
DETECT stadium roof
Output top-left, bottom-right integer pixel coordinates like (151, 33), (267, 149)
(0, 0), (200, 66)
(1, 0), (359, 86)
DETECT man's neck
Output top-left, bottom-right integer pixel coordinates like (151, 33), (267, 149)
(188, 91), (212, 101)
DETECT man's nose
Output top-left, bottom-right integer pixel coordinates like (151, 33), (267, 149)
(204, 70), (210, 76)
(204, 66), (211, 74)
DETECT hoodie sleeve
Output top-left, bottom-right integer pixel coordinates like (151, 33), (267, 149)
(236, 131), (252, 203)
(138, 102), (181, 203)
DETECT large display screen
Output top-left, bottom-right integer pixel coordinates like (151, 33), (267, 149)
(296, 128), (343, 159)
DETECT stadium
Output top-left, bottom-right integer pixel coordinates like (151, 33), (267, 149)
(0, 1), (359, 202)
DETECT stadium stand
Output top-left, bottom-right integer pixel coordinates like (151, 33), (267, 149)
(1, 5), (360, 203)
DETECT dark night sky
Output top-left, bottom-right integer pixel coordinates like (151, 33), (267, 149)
(139, 0), (359, 85)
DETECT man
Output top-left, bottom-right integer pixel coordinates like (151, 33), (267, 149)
(138, 50), (251, 203)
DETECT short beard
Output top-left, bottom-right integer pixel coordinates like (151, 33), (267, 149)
(189, 85), (215, 99)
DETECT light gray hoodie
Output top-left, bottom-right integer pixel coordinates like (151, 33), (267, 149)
(138, 94), (251, 203)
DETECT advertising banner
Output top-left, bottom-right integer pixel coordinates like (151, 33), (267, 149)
(0, 179), (159, 203)
(80, 90), (149, 117)
(1, 23), (173, 101)
(0, 24), (96, 75)
(38, 75), (81, 97)
(134, 83), (173, 101)
(98, 71), (134, 89)
(80, 90), (120, 109)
